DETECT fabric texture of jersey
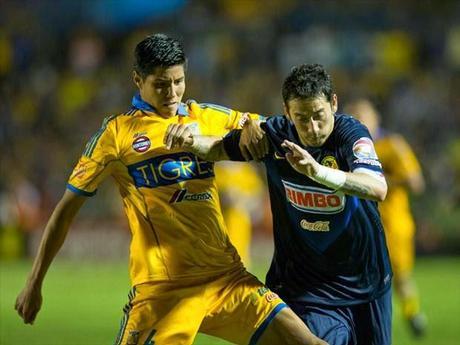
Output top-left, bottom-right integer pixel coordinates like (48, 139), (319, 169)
(114, 267), (287, 345)
(374, 131), (422, 275)
(67, 94), (259, 286)
(223, 114), (392, 306)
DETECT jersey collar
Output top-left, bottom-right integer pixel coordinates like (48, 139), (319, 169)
(131, 93), (189, 116)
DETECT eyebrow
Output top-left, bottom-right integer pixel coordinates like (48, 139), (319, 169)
(157, 76), (184, 82)
(294, 108), (324, 116)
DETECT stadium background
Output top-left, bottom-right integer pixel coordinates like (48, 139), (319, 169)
(0, 0), (459, 344)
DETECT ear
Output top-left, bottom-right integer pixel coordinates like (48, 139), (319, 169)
(331, 94), (338, 113)
(132, 71), (142, 89)
(283, 103), (293, 122)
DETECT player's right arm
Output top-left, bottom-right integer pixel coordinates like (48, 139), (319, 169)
(15, 190), (86, 324)
(164, 116), (268, 161)
(16, 115), (118, 325)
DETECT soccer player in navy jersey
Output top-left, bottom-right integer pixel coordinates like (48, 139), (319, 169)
(165, 64), (393, 345)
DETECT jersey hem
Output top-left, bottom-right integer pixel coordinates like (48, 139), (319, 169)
(66, 183), (97, 197)
(282, 282), (392, 307)
(249, 303), (287, 345)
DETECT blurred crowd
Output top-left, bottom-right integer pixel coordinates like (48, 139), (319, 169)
(1, 0), (460, 256)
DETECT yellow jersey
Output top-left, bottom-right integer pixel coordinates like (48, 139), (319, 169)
(374, 131), (421, 234)
(68, 94), (258, 286)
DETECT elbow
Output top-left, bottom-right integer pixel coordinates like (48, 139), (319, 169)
(375, 182), (388, 202)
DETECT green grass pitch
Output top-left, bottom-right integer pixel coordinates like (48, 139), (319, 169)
(1, 257), (459, 344)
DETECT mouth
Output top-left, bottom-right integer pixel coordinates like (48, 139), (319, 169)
(163, 101), (177, 108)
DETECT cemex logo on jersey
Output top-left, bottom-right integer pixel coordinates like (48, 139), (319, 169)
(282, 180), (346, 214)
(169, 189), (212, 203)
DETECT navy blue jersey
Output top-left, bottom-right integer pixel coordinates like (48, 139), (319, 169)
(223, 114), (392, 306)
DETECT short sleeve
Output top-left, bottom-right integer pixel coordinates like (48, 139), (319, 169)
(338, 119), (384, 176)
(188, 101), (262, 136)
(67, 116), (119, 196)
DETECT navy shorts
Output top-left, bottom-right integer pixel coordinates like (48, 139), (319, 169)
(288, 289), (392, 345)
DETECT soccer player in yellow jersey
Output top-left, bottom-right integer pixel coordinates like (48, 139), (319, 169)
(215, 162), (265, 267)
(15, 34), (326, 345)
(345, 98), (427, 337)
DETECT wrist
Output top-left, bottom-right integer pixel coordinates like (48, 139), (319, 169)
(312, 165), (346, 190)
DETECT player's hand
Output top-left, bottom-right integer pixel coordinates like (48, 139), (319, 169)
(281, 140), (320, 177)
(239, 115), (269, 161)
(15, 284), (43, 325)
(164, 124), (194, 150)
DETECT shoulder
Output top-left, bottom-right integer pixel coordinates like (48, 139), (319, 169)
(334, 113), (364, 130)
(264, 115), (289, 133)
(185, 99), (233, 117)
(333, 113), (371, 141)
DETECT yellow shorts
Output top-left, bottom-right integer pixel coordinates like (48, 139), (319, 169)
(114, 268), (286, 345)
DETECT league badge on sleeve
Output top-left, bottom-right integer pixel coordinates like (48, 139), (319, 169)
(352, 137), (382, 167)
(352, 137), (378, 159)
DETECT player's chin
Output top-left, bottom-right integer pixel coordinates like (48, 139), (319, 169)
(305, 137), (325, 147)
(160, 105), (177, 118)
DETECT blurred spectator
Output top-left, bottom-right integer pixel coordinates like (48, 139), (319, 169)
(1, 0), (459, 253)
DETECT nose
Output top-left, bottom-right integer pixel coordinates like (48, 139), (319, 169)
(165, 84), (175, 97)
(309, 119), (319, 135)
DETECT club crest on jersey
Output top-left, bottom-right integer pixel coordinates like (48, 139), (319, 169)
(321, 155), (338, 169)
(352, 137), (378, 160)
(282, 180), (346, 214)
(132, 136), (151, 153)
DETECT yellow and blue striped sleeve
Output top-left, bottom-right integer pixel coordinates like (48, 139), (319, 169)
(67, 115), (119, 196)
(188, 101), (262, 136)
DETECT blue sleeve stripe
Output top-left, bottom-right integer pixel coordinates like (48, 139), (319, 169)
(249, 302), (287, 345)
(66, 184), (97, 197)
(199, 103), (232, 115)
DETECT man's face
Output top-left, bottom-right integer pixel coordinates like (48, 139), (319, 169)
(133, 64), (185, 118)
(284, 94), (337, 147)
(344, 100), (379, 137)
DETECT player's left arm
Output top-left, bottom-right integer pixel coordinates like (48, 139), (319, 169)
(282, 140), (387, 202)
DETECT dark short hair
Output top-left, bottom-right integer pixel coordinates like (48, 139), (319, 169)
(282, 64), (333, 104)
(134, 33), (186, 78)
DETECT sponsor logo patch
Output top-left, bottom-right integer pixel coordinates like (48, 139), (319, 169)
(132, 136), (151, 153)
(265, 292), (279, 302)
(282, 180), (345, 214)
(300, 219), (330, 232)
(169, 189), (212, 203)
(127, 152), (214, 189)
